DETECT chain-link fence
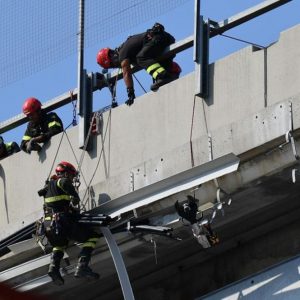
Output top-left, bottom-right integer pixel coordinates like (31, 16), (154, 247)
(0, 0), (190, 88)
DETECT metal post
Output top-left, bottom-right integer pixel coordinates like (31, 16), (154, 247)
(194, 0), (209, 98)
(77, 0), (86, 149)
(100, 227), (135, 300)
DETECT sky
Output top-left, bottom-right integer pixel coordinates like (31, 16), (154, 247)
(0, 0), (299, 144)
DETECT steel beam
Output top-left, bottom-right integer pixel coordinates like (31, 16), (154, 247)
(210, 0), (292, 37)
(93, 153), (239, 219)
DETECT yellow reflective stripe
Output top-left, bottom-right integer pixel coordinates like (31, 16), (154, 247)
(146, 63), (161, 74)
(57, 178), (63, 189)
(6, 143), (12, 151)
(45, 216), (52, 220)
(45, 195), (71, 203)
(48, 121), (62, 128)
(87, 237), (99, 242)
(57, 178), (68, 194)
(82, 242), (96, 248)
(23, 135), (31, 141)
(53, 246), (65, 252)
(153, 67), (165, 79)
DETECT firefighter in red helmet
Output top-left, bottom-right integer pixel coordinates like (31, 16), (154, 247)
(41, 161), (100, 285)
(21, 97), (63, 154)
(96, 22), (181, 106)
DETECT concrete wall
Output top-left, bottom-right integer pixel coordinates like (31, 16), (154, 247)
(1, 23), (300, 240)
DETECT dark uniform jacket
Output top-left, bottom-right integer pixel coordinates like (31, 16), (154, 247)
(116, 29), (175, 68)
(21, 111), (63, 152)
(44, 177), (80, 213)
(0, 142), (20, 160)
(42, 177), (99, 248)
(117, 33), (147, 64)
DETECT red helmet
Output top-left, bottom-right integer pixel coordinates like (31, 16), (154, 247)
(55, 161), (77, 176)
(169, 61), (182, 75)
(96, 48), (112, 68)
(22, 97), (42, 115)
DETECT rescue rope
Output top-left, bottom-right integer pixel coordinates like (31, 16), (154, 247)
(133, 73), (147, 93)
(189, 95), (197, 167)
(81, 109), (112, 209)
(45, 91), (79, 181)
(63, 130), (88, 188)
(220, 33), (266, 49)
(46, 121), (75, 182)
(77, 113), (97, 171)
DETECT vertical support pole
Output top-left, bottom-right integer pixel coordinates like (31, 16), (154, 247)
(263, 48), (268, 108)
(100, 227), (135, 300)
(194, 0), (209, 98)
(77, 0), (87, 149)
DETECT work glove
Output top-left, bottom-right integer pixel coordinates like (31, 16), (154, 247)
(125, 87), (135, 106)
(26, 139), (42, 154)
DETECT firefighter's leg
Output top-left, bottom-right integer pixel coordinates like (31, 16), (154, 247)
(161, 59), (181, 80)
(48, 247), (65, 285)
(146, 62), (174, 91)
(74, 238), (100, 279)
(136, 43), (173, 91)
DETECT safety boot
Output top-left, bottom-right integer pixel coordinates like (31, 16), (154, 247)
(150, 71), (174, 92)
(74, 256), (100, 279)
(48, 252), (64, 285)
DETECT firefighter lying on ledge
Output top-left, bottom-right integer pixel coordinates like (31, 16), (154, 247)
(39, 161), (100, 285)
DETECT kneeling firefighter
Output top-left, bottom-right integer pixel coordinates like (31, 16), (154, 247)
(41, 161), (100, 285)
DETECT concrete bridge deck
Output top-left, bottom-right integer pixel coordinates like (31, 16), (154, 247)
(0, 23), (300, 299)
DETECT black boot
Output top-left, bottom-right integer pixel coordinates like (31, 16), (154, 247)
(74, 256), (100, 279)
(48, 251), (64, 285)
(150, 71), (173, 92)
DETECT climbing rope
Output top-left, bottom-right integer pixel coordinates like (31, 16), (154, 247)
(44, 122), (71, 182)
(133, 73), (147, 93)
(81, 109), (112, 210)
(220, 33), (266, 49)
(45, 96), (79, 182)
(189, 95), (197, 168)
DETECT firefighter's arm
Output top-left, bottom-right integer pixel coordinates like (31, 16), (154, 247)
(41, 114), (63, 140)
(121, 59), (133, 89)
(58, 178), (80, 205)
(20, 127), (32, 152)
(121, 59), (135, 106)
(30, 135), (46, 143)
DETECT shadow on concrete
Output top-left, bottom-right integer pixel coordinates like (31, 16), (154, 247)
(98, 193), (112, 206)
(38, 140), (51, 163)
(0, 164), (9, 223)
